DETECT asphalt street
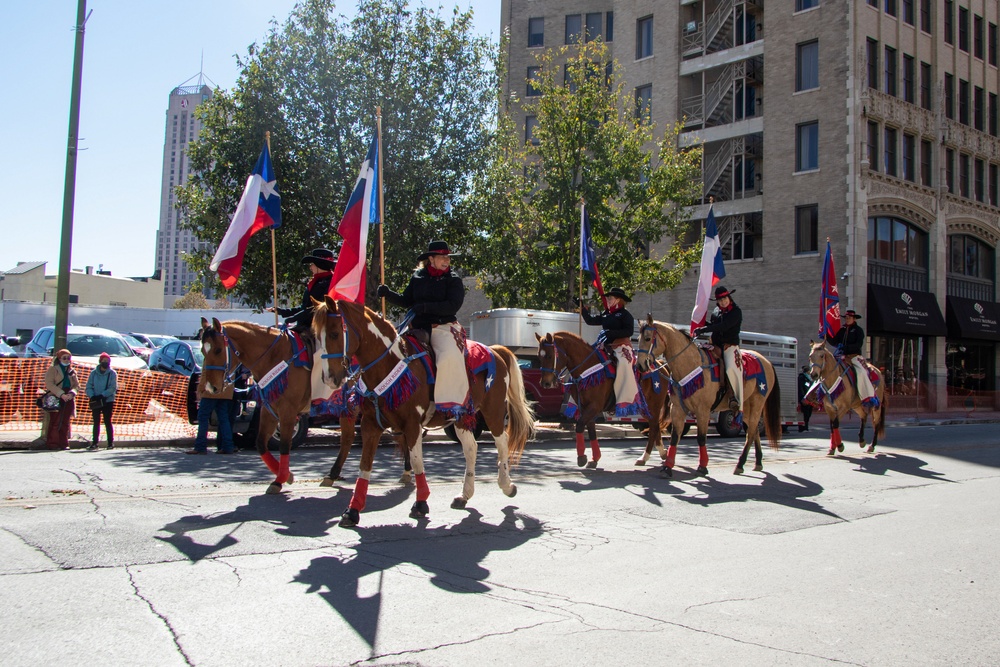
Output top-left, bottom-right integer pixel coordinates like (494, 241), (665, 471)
(1, 424), (998, 666)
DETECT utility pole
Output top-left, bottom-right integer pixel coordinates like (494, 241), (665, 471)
(54, 0), (90, 351)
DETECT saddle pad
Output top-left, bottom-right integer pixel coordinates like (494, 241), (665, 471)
(287, 331), (312, 369)
(741, 352), (768, 396)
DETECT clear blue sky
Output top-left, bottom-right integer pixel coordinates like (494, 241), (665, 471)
(3, 0), (499, 279)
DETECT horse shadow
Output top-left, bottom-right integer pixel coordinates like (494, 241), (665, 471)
(155, 485), (414, 562)
(290, 506), (543, 649)
(558, 467), (686, 507)
(839, 452), (952, 483)
(670, 472), (843, 520)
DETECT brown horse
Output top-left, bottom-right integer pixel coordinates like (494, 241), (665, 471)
(198, 318), (359, 494)
(314, 298), (536, 527)
(534, 331), (671, 469)
(637, 317), (781, 476)
(807, 340), (887, 454)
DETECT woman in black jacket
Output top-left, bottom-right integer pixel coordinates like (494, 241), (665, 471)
(580, 287), (642, 417)
(377, 240), (470, 422)
(269, 248), (336, 332)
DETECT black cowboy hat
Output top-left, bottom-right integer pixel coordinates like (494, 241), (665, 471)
(418, 240), (461, 261)
(301, 248), (337, 270)
(711, 285), (735, 300)
(606, 287), (632, 302)
(843, 309), (862, 319)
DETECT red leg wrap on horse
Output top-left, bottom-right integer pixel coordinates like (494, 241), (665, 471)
(698, 445), (709, 468)
(349, 477), (369, 511)
(590, 440), (601, 462)
(833, 429), (842, 447)
(276, 454), (290, 485)
(416, 473), (430, 501)
(667, 445), (677, 468)
(260, 451), (279, 475)
(575, 432), (586, 457)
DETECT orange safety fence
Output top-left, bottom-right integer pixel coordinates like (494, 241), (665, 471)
(0, 359), (197, 440)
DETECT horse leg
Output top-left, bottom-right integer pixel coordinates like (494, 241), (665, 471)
(265, 412), (297, 495)
(340, 416), (381, 528)
(253, 410), (285, 493)
(856, 408), (870, 451)
(660, 407), (685, 478)
(735, 442), (750, 475)
(409, 428), (431, 519)
(754, 442), (763, 472)
(492, 427), (517, 499)
(451, 426), (479, 510)
(574, 422), (587, 467)
(827, 415), (843, 456)
(585, 421), (601, 469)
(696, 433), (709, 477)
(321, 415), (356, 487)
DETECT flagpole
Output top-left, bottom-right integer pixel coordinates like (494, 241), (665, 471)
(376, 107), (386, 318)
(578, 200), (584, 338)
(266, 131), (279, 327)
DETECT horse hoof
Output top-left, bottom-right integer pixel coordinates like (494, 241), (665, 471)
(827, 448), (836, 456)
(660, 466), (673, 478)
(696, 466), (709, 477)
(576, 455), (588, 467)
(753, 464), (763, 472)
(319, 477), (335, 487)
(734, 466), (744, 475)
(399, 472), (413, 485)
(266, 483), (282, 495)
(286, 471), (295, 485)
(585, 460), (598, 469)
(451, 497), (467, 510)
(506, 484), (517, 498)
(866, 445), (875, 453)
(634, 458), (646, 466)
(339, 508), (360, 528)
(837, 444), (844, 453)
(409, 500), (430, 519)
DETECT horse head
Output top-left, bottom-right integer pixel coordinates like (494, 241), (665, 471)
(199, 316), (233, 395)
(637, 313), (664, 372)
(808, 340), (835, 380)
(535, 332), (564, 389)
(314, 296), (349, 389)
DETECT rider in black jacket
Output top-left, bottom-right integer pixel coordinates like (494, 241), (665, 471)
(694, 285), (744, 422)
(270, 248), (336, 332)
(581, 287), (642, 417)
(825, 308), (879, 408)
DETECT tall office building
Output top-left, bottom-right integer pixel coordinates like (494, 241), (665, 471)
(154, 75), (213, 307)
(501, 0), (1000, 413)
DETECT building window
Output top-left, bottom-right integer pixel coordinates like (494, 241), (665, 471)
(959, 79), (970, 125)
(920, 0), (932, 33)
(946, 148), (955, 193)
(991, 23), (998, 66)
(635, 84), (652, 122)
(884, 46), (897, 96)
(945, 73), (955, 119)
(606, 12), (614, 41)
(974, 14), (985, 59)
(902, 54), (915, 103)
(902, 133), (916, 181)
(796, 40), (819, 91)
(902, 0), (914, 24)
(728, 213), (763, 261)
(795, 0), (819, 10)
(795, 205), (819, 255)
(868, 121), (880, 171)
(920, 62), (932, 109)
(948, 234), (994, 280)
(796, 121), (819, 171)
(867, 38), (879, 90)
(528, 17), (544, 47)
(960, 153), (971, 197)
(885, 0), (897, 17)
(945, 0), (954, 44)
(525, 115), (539, 145)
(868, 0), (877, 6)
(958, 6), (969, 52)
(585, 12), (602, 42)
(869, 216), (928, 269)
(636, 16), (653, 59)
(990, 163), (998, 205)
(920, 139), (933, 186)
(975, 158), (985, 202)
(974, 86), (985, 131)
(566, 14), (582, 44)
(884, 127), (898, 176)
(526, 67), (541, 97)
(990, 93), (998, 136)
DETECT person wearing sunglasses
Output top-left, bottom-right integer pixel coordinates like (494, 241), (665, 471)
(43, 349), (80, 450)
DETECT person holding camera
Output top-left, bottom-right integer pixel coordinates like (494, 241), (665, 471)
(85, 352), (117, 451)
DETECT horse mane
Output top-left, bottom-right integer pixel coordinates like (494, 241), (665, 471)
(653, 321), (692, 342)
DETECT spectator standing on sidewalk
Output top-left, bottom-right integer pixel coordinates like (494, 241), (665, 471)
(85, 352), (117, 450)
(43, 349), (79, 450)
(187, 370), (235, 455)
(798, 364), (814, 432)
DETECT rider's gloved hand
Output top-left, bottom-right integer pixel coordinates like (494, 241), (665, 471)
(692, 327), (705, 337)
(376, 284), (390, 298)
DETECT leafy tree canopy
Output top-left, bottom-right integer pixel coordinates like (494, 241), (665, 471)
(461, 40), (703, 311)
(177, 0), (497, 308)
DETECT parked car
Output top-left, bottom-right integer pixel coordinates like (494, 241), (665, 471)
(24, 326), (148, 370)
(129, 333), (179, 350)
(147, 339), (203, 375)
(120, 333), (153, 362)
(0, 340), (18, 358)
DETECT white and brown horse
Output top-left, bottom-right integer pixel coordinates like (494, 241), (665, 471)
(638, 317), (781, 476)
(314, 298), (535, 527)
(807, 340), (887, 455)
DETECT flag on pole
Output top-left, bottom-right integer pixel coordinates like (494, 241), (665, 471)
(329, 134), (380, 303)
(580, 203), (608, 309)
(819, 240), (841, 339)
(690, 206), (726, 335)
(210, 143), (282, 289)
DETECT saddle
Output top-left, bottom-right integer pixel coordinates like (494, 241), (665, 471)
(286, 329), (314, 369)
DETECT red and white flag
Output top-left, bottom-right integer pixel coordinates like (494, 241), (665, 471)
(690, 206), (726, 334)
(329, 135), (380, 303)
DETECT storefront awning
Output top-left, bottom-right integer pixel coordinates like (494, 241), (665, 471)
(867, 285), (947, 336)
(946, 296), (1000, 341)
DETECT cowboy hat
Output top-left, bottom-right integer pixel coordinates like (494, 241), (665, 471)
(418, 240), (461, 261)
(711, 285), (735, 300)
(301, 248), (337, 270)
(843, 309), (862, 319)
(606, 287), (632, 303)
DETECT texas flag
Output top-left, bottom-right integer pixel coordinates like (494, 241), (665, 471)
(819, 240), (841, 339)
(329, 134), (380, 303)
(690, 206), (726, 335)
(210, 143), (281, 289)
(580, 202), (608, 309)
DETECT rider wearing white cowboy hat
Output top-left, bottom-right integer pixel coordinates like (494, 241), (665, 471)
(694, 285), (744, 424)
(580, 287), (643, 417)
(377, 240), (471, 423)
(825, 308), (879, 409)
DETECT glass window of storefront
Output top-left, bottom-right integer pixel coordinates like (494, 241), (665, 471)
(946, 341), (995, 393)
(869, 335), (926, 399)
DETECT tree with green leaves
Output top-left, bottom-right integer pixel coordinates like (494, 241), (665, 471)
(176, 0), (497, 308)
(462, 39), (703, 311)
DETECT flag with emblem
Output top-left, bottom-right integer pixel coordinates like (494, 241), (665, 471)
(690, 205), (725, 335)
(580, 202), (608, 309)
(819, 240), (841, 339)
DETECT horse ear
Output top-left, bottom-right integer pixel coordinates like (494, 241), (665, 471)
(325, 295), (336, 310)
(212, 317), (222, 332)
(310, 296), (323, 307)
(200, 317), (209, 330)
(646, 313), (653, 325)
(534, 332), (542, 342)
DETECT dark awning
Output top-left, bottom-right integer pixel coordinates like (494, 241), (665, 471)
(867, 285), (947, 336)
(946, 296), (1000, 341)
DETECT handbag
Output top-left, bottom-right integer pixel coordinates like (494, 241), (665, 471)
(36, 392), (62, 412)
(89, 396), (105, 411)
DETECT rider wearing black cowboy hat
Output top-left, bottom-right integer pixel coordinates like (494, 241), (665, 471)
(377, 240), (471, 422)
(694, 285), (744, 423)
(269, 247), (337, 332)
(579, 287), (643, 417)
(825, 308), (879, 409)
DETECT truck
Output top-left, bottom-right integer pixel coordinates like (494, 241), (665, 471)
(468, 308), (802, 436)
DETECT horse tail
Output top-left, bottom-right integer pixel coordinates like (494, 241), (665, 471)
(492, 345), (536, 465)
(875, 391), (888, 439)
(764, 373), (782, 450)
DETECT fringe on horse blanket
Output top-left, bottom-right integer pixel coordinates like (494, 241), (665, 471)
(358, 360), (419, 411)
(677, 367), (705, 400)
(310, 385), (360, 419)
(257, 361), (289, 406)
